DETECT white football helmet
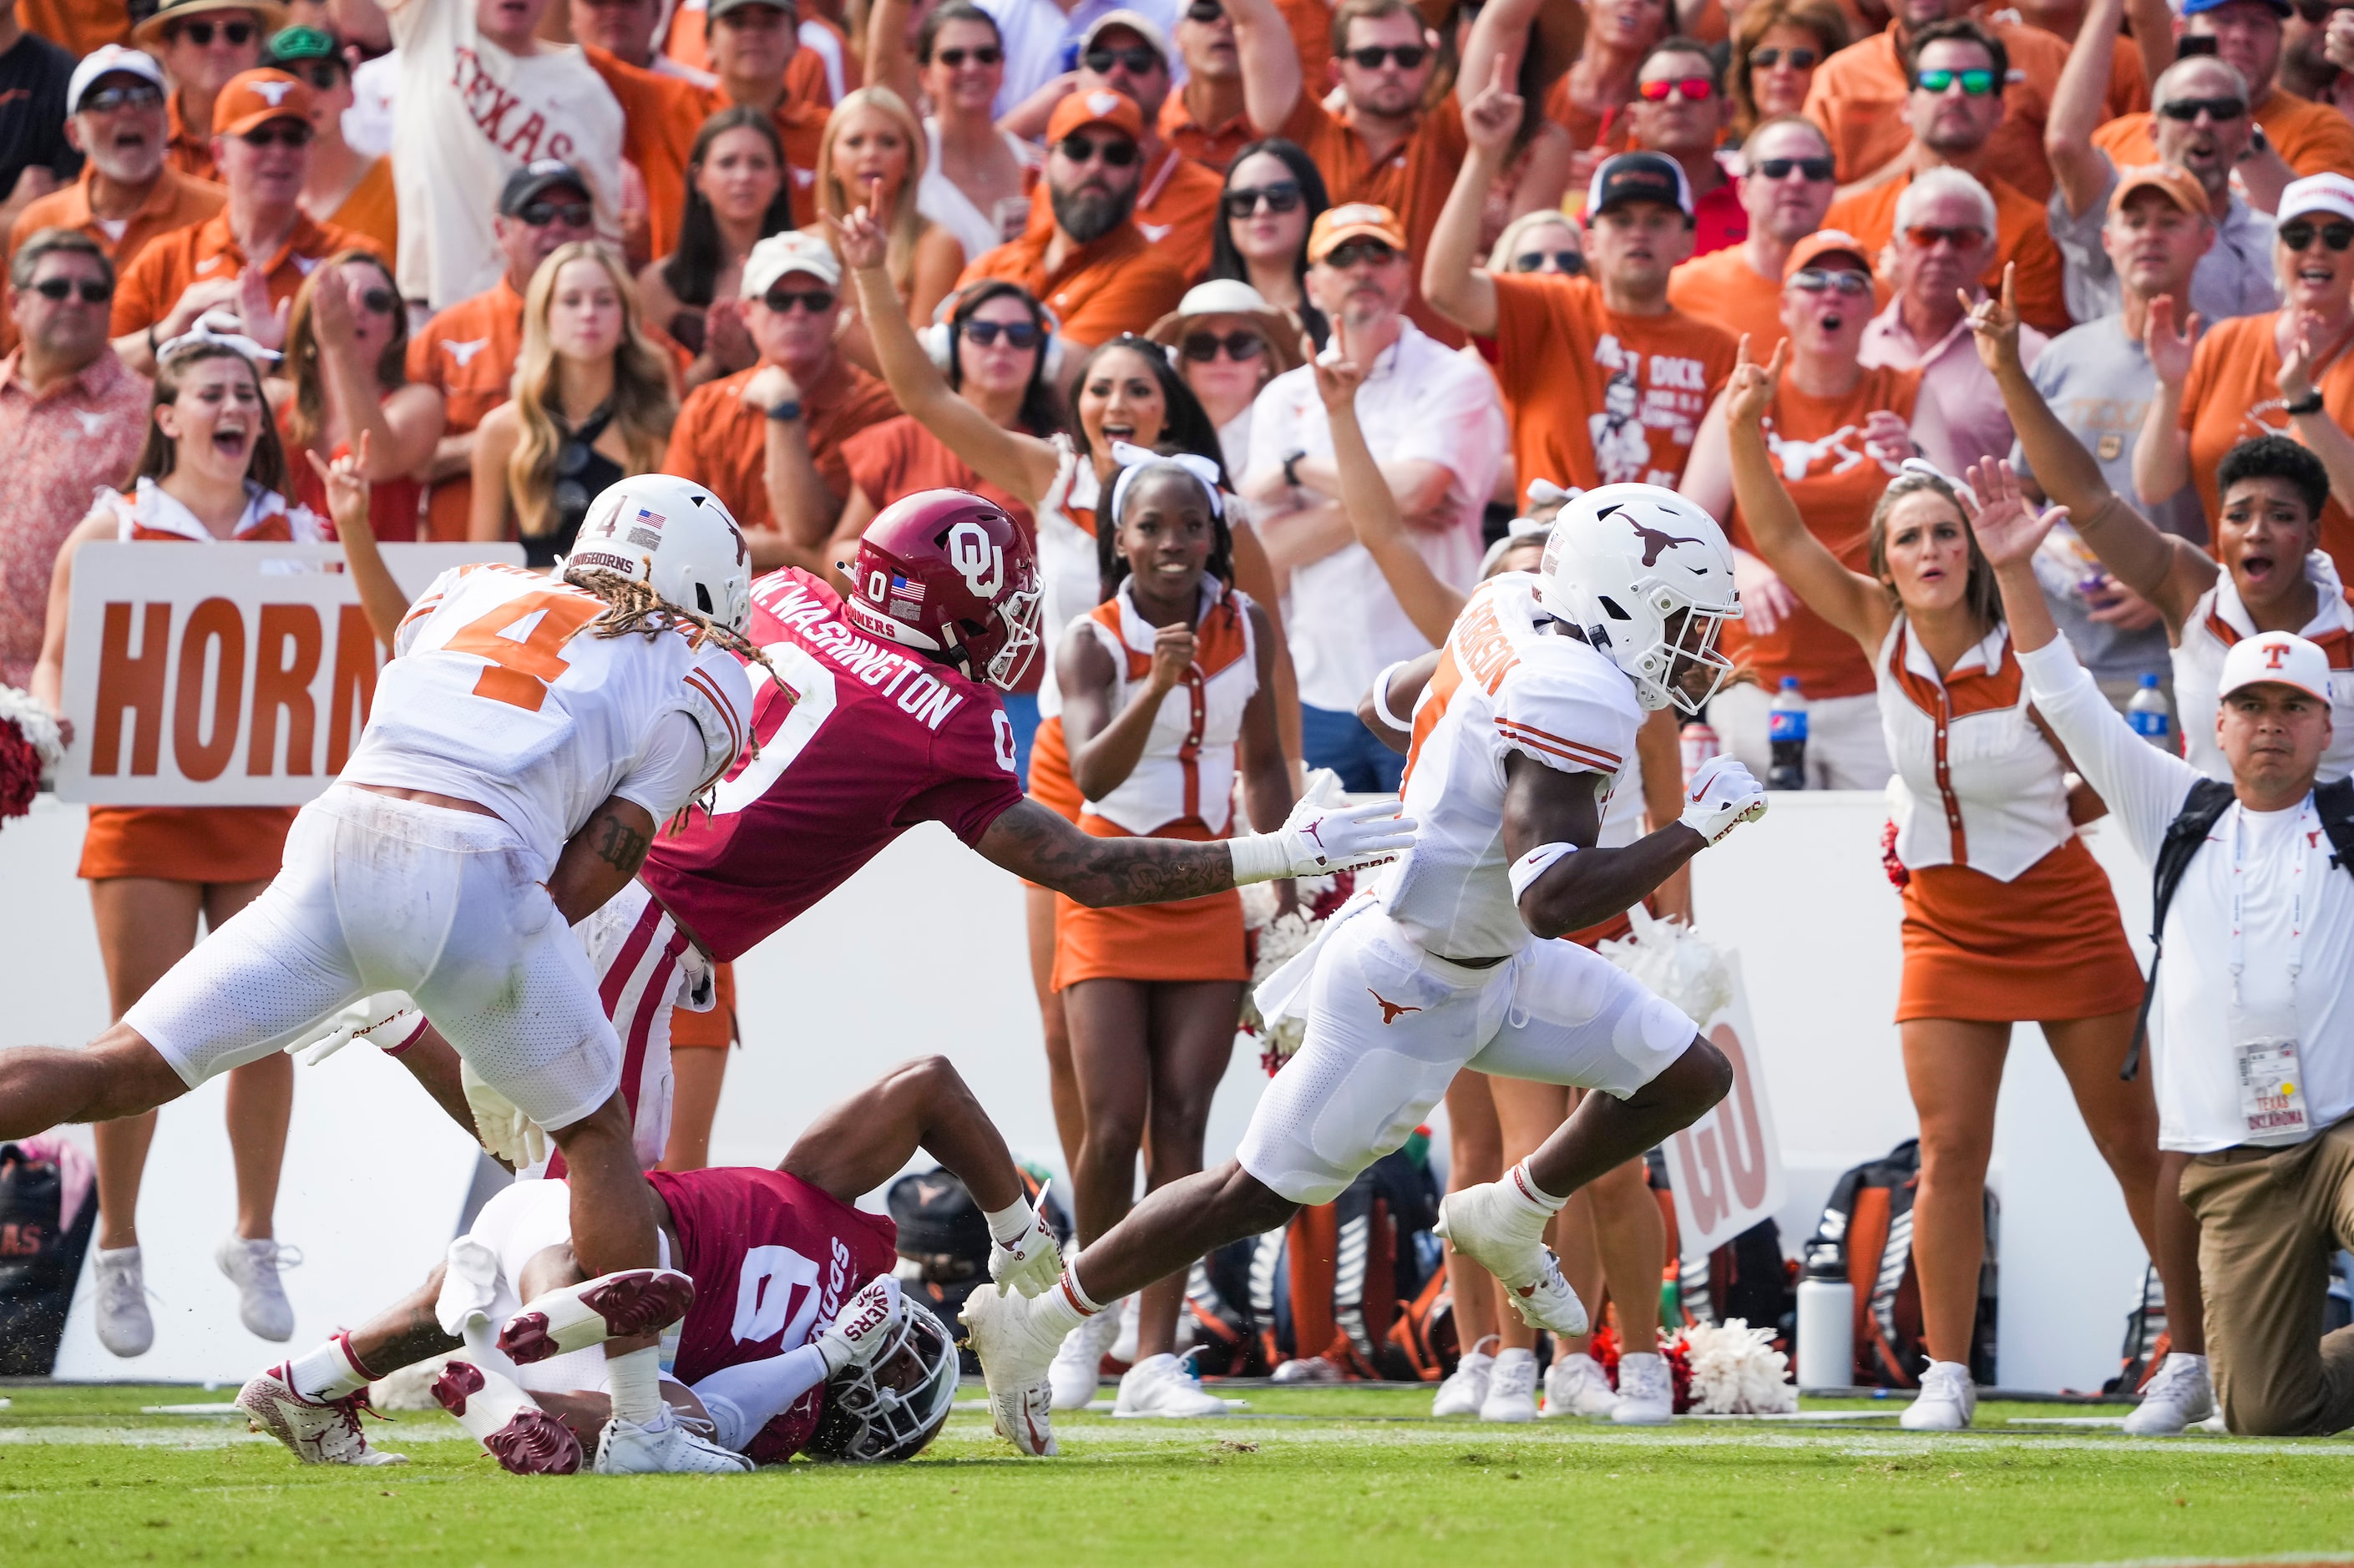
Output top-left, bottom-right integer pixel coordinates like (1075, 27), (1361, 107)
(1541, 483), (1740, 715)
(564, 474), (752, 635)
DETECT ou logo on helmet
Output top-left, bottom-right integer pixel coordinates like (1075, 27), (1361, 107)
(947, 520), (1004, 599)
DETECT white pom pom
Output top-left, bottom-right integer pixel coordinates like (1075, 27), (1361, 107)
(1597, 906), (1733, 1026)
(1677, 1319), (1796, 1414)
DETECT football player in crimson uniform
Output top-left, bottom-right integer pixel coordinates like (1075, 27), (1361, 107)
(960, 487), (1770, 1456)
(238, 1054), (1064, 1472)
(351, 487), (1415, 1180)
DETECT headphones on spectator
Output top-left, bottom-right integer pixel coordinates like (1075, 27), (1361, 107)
(921, 283), (1066, 383)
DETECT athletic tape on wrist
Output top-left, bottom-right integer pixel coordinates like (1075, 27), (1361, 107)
(1228, 831), (1293, 885)
(1507, 842), (1576, 901)
(983, 1197), (1036, 1246)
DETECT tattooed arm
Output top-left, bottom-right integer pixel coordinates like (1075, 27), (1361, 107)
(544, 794), (656, 923)
(975, 800), (1243, 907)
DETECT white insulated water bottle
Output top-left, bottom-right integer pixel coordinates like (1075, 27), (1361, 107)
(1795, 1243), (1854, 1393)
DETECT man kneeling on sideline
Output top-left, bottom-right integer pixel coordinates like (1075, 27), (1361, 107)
(1968, 453), (2354, 1438)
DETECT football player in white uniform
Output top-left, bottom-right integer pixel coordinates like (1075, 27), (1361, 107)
(964, 483), (1770, 1454)
(0, 474), (757, 1474)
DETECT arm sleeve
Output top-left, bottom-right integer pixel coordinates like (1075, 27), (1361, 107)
(691, 1343), (831, 1453)
(2016, 635), (2200, 861)
(1491, 656), (1640, 779)
(613, 711), (724, 822)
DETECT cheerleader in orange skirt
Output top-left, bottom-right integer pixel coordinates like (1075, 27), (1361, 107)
(1044, 447), (1296, 1419)
(1726, 337), (2173, 1429)
(30, 328), (319, 1358)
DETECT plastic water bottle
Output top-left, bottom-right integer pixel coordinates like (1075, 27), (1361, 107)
(2128, 674), (2173, 750)
(1679, 719), (1720, 788)
(1767, 677), (1809, 790)
(1795, 1242), (1855, 1392)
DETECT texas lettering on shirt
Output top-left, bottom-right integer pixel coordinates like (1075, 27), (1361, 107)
(451, 47), (581, 164)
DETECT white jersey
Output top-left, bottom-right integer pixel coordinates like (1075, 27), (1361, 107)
(1377, 573), (1643, 959)
(341, 564), (752, 870)
(2172, 551), (2354, 785)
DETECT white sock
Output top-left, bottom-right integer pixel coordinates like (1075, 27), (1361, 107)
(1457, 1348), (1495, 1372)
(1492, 1347), (1537, 1373)
(2168, 1352), (2209, 1370)
(1505, 1161), (1569, 1217)
(606, 1346), (662, 1426)
(285, 1333), (374, 1402)
(1036, 1273), (1093, 1338)
(982, 1197), (1036, 1245)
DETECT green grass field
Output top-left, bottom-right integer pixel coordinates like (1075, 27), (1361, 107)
(8, 1381), (2354, 1566)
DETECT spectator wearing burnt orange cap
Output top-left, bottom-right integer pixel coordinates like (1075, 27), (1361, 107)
(110, 68), (374, 377)
(135, 0), (280, 183)
(958, 89), (1188, 351)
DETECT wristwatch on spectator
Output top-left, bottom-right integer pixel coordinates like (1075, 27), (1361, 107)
(2286, 388), (2326, 416)
(2243, 124), (2270, 160)
(1282, 448), (1305, 488)
(766, 399), (804, 423)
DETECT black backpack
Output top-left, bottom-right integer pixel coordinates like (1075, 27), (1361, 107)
(0, 1141), (97, 1376)
(1805, 1138), (1997, 1388)
(886, 1166), (1067, 1371)
(2124, 776), (2354, 1079)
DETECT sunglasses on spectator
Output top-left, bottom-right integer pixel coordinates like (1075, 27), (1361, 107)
(2158, 94), (2249, 120)
(1637, 76), (1714, 102)
(1322, 239), (1398, 268)
(762, 287), (837, 313)
(286, 60), (343, 90)
(240, 122), (314, 148)
(79, 81), (165, 113)
(1223, 182), (1303, 216)
(1084, 44), (1161, 73)
(1186, 0), (1224, 18)
(2281, 219), (2354, 251)
(1913, 67), (1996, 95)
(1510, 249), (1587, 275)
(517, 199), (594, 227)
(1345, 44), (1428, 69)
(1057, 133), (1138, 165)
(1748, 45), (1819, 68)
(1790, 266), (1872, 295)
(963, 318), (1044, 348)
(1903, 223), (1987, 248)
(31, 276), (113, 303)
(933, 44), (1000, 65)
(356, 285), (397, 313)
(1181, 331), (1267, 362)
(173, 18), (256, 44)
(1753, 155), (1835, 180)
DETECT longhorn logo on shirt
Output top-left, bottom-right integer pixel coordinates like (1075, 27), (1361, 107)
(1369, 989), (1422, 1024)
(947, 519), (1004, 598)
(443, 337), (491, 367)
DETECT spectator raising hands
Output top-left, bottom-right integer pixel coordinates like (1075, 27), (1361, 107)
(277, 250), (445, 540)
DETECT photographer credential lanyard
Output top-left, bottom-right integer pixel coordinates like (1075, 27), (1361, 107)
(2229, 798), (2318, 1143)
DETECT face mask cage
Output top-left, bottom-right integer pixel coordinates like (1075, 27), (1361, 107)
(823, 1308), (960, 1462)
(1639, 592), (1738, 716)
(985, 578), (1045, 689)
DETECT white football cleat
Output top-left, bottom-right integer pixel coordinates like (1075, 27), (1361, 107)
(1110, 1292), (1141, 1366)
(1480, 1348), (1540, 1422)
(433, 1358), (583, 1474)
(498, 1268), (696, 1364)
(1269, 1354), (1344, 1383)
(1434, 1184), (1588, 1338)
(1047, 1298), (1121, 1410)
(1115, 1353), (1227, 1418)
(960, 1283), (1064, 1456)
(1900, 1360), (1977, 1430)
(237, 1364), (407, 1465)
(1612, 1351), (1673, 1424)
(595, 1408), (752, 1474)
(217, 1235), (299, 1342)
(1543, 1352), (1621, 1418)
(2122, 1353), (2215, 1436)
(1431, 1347), (1495, 1417)
(91, 1245), (154, 1358)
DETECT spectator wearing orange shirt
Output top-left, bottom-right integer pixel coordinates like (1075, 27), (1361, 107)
(959, 89), (1189, 349)
(1669, 115), (1843, 349)
(1726, 0), (1847, 139)
(18, 0), (129, 57)
(701, 0), (829, 227)
(2093, 0), (2354, 214)
(1822, 20), (2073, 335)
(1163, 0), (1251, 172)
(1801, 0), (2148, 206)
(1629, 37), (1744, 256)
(135, 0), (276, 185)
(1546, 0), (1671, 182)
(267, 27), (396, 260)
(109, 69), (372, 377)
(8, 46), (224, 276)
(405, 159), (600, 539)
(572, 0), (717, 264)
(663, 230), (897, 566)
(638, 106), (793, 388)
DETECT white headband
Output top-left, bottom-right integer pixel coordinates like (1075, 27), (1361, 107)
(1107, 440), (1223, 524)
(1899, 455), (1977, 510)
(159, 308), (281, 367)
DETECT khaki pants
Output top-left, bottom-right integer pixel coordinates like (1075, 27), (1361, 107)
(2180, 1118), (2354, 1435)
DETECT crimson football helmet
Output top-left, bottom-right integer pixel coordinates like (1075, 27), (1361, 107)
(844, 488), (1042, 690)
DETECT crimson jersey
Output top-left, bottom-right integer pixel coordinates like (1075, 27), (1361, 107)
(637, 569), (1029, 961)
(646, 1166), (900, 1464)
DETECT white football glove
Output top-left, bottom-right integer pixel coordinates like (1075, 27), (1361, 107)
(462, 1059), (550, 1172)
(988, 1188), (1065, 1299)
(813, 1276), (906, 1375)
(1678, 755), (1769, 845)
(1231, 789), (1419, 884)
(291, 991), (426, 1065)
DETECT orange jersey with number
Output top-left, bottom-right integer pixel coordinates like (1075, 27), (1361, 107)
(339, 562), (751, 867)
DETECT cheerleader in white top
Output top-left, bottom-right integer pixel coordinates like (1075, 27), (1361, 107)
(1048, 448), (1298, 1420)
(1728, 340), (2173, 1432)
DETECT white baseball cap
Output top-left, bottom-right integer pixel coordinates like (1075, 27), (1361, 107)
(2280, 172), (2354, 227)
(2219, 630), (2334, 704)
(68, 44), (166, 114)
(741, 231), (842, 298)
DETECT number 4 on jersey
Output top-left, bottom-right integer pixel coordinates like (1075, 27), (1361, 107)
(443, 590), (605, 712)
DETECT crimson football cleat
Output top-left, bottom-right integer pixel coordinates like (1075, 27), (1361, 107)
(496, 1268), (696, 1364)
(432, 1358), (584, 1475)
(842, 488), (1043, 690)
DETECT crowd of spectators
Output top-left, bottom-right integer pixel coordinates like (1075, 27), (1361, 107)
(11, 0), (2354, 1433)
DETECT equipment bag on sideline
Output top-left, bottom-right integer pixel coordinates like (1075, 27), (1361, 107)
(1805, 1139), (1996, 1388)
(0, 1137), (97, 1375)
(1648, 1150), (1796, 1347)
(1256, 1148), (1443, 1379)
(2126, 776), (2354, 1078)
(886, 1165), (1066, 1373)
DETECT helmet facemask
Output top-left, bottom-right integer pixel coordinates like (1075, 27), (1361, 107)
(806, 1300), (959, 1463)
(984, 576), (1044, 690)
(1635, 597), (1739, 716)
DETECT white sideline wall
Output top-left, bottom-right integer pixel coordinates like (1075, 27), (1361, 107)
(2, 792), (2155, 1391)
